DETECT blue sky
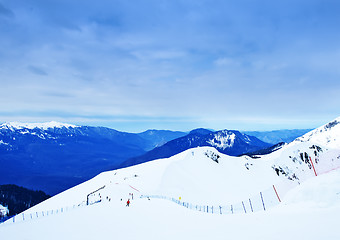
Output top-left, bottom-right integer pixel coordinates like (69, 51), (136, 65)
(0, 0), (340, 132)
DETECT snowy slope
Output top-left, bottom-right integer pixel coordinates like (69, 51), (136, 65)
(1, 152), (340, 240)
(13, 147), (279, 213)
(293, 116), (340, 148)
(259, 117), (340, 185)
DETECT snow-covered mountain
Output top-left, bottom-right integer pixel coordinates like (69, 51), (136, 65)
(293, 117), (340, 148)
(1, 117), (340, 239)
(258, 117), (340, 185)
(123, 129), (271, 167)
(0, 122), (149, 194)
(0, 121), (78, 131)
(0, 122), (196, 195)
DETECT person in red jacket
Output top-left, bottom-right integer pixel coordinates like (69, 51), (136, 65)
(126, 199), (130, 207)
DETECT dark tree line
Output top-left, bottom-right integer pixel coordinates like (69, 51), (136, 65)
(0, 184), (50, 217)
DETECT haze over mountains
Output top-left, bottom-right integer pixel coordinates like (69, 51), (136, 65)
(243, 129), (312, 144)
(0, 122), (312, 195)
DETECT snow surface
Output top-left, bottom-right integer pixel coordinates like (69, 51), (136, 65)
(0, 121), (78, 130)
(0, 165), (340, 240)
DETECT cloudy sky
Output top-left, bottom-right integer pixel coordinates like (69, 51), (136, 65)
(1, 0), (340, 132)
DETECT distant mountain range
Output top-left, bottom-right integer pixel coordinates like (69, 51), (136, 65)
(0, 122), (310, 195)
(122, 129), (272, 167)
(0, 122), (151, 195)
(137, 129), (187, 151)
(243, 129), (312, 144)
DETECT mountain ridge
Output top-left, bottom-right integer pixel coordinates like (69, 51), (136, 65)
(121, 129), (271, 168)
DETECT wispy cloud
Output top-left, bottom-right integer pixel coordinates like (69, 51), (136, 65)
(0, 3), (14, 18)
(0, 0), (339, 131)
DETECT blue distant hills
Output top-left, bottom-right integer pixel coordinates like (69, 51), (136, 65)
(121, 129), (271, 168)
(0, 122), (310, 195)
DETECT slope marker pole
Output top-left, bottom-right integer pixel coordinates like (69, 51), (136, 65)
(249, 199), (253, 212)
(273, 185), (281, 202)
(242, 201), (247, 214)
(309, 156), (318, 176)
(260, 192), (266, 211)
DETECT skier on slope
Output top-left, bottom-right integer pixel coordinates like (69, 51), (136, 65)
(126, 199), (130, 207)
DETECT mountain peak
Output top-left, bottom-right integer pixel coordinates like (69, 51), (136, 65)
(0, 121), (78, 130)
(189, 128), (213, 136)
(293, 116), (340, 148)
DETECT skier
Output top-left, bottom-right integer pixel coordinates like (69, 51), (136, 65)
(126, 199), (130, 207)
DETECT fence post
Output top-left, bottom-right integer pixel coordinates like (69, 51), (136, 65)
(13, 215), (15, 223)
(22, 213), (25, 221)
(242, 201), (247, 214)
(219, 206), (222, 214)
(260, 192), (266, 211)
(36, 212), (38, 218)
(231, 205), (233, 214)
(207, 206), (208, 213)
(249, 199), (253, 212)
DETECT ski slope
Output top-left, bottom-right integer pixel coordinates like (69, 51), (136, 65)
(0, 166), (340, 240)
